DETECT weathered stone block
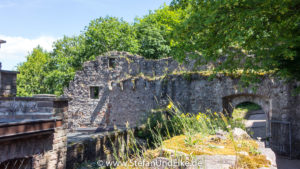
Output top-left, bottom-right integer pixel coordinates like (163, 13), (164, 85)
(37, 101), (53, 107)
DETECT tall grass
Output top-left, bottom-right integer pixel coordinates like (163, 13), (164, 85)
(105, 101), (243, 166)
(78, 100), (247, 168)
(137, 100), (245, 145)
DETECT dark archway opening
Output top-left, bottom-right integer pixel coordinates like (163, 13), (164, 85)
(232, 102), (267, 140)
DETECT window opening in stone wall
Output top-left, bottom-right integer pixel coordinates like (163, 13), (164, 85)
(108, 58), (116, 68)
(90, 86), (100, 99)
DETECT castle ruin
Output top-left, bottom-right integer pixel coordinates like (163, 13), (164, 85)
(66, 51), (300, 158)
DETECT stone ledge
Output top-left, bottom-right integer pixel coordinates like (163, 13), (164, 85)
(0, 97), (69, 102)
(66, 128), (134, 169)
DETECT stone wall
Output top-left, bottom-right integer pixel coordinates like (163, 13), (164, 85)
(66, 129), (133, 169)
(0, 96), (69, 169)
(0, 70), (17, 97)
(0, 96), (68, 120)
(65, 51), (300, 157)
(32, 124), (67, 169)
(65, 52), (197, 129)
(0, 121), (67, 169)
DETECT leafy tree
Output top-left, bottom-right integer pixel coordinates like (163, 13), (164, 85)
(17, 47), (51, 96)
(135, 5), (185, 59)
(52, 35), (87, 69)
(170, 0), (300, 81)
(84, 16), (140, 58)
(17, 17), (142, 96)
(138, 5), (184, 42)
(45, 36), (86, 95)
(135, 23), (171, 59)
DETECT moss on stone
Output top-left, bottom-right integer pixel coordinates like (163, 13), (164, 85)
(160, 134), (270, 168)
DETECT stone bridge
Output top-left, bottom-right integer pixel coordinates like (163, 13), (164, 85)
(65, 51), (300, 158)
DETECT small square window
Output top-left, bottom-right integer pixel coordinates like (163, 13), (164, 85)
(109, 58), (116, 68)
(90, 86), (100, 99)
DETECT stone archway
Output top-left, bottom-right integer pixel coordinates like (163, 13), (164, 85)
(222, 94), (272, 138)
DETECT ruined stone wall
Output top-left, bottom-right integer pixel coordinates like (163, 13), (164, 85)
(108, 74), (294, 128)
(66, 51), (294, 129)
(65, 51), (300, 157)
(0, 97), (68, 169)
(65, 51), (194, 129)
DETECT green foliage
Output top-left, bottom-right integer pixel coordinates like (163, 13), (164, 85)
(184, 133), (199, 147)
(17, 17), (141, 96)
(138, 5), (184, 42)
(182, 72), (192, 82)
(249, 146), (261, 155)
(17, 1), (300, 96)
(17, 47), (51, 96)
(171, 0), (300, 81)
(46, 36), (83, 95)
(17, 13), (181, 96)
(236, 102), (261, 111)
(137, 100), (245, 146)
(84, 17), (140, 58)
(135, 23), (171, 59)
(134, 5), (184, 59)
(52, 35), (87, 70)
(232, 102), (262, 119)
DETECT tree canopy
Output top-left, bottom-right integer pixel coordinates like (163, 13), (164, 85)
(170, 0), (300, 82)
(84, 17), (140, 59)
(17, 1), (300, 96)
(17, 13), (181, 96)
(17, 47), (51, 96)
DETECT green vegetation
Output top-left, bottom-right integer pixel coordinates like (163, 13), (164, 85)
(17, 47), (53, 96)
(137, 101), (245, 145)
(17, 7), (183, 96)
(170, 0), (300, 83)
(17, 0), (300, 96)
(134, 5), (185, 59)
(139, 102), (269, 169)
(78, 101), (270, 169)
(232, 102), (262, 120)
(84, 17), (140, 59)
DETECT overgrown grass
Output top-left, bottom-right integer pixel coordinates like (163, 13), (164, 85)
(137, 101), (245, 145)
(78, 100), (270, 169)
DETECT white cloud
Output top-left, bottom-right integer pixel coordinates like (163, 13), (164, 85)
(0, 35), (58, 70)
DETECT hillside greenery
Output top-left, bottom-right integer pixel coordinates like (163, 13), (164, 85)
(17, 0), (300, 96)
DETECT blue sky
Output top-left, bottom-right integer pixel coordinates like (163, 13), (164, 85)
(0, 0), (172, 70)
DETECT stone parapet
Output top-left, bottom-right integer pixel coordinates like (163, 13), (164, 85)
(0, 96), (69, 169)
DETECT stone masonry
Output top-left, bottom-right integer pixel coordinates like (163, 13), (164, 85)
(65, 51), (300, 157)
(0, 62), (18, 97)
(0, 96), (68, 169)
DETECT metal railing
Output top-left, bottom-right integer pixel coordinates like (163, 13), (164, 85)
(0, 157), (32, 169)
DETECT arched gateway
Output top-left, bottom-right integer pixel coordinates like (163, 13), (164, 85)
(222, 94), (271, 138)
